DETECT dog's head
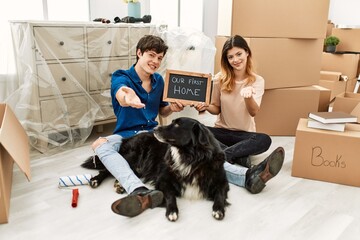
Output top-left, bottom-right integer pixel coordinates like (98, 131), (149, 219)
(153, 117), (219, 149)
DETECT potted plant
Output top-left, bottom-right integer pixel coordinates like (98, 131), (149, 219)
(324, 35), (340, 53)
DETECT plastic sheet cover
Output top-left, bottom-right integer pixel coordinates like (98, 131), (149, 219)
(6, 21), (216, 154)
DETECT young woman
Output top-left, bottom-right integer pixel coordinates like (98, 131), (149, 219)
(195, 35), (285, 193)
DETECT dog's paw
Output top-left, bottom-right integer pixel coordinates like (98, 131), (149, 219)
(166, 212), (178, 222)
(89, 178), (99, 188)
(114, 180), (125, 194)
(212, 210), (225, 220)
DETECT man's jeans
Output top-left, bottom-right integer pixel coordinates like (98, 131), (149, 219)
(94, 134), (145, 194)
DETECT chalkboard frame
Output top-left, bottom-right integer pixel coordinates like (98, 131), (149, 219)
(163, 69), (212, 105)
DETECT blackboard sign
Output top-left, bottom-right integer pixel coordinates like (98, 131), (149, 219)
(163, 69), (212, 105)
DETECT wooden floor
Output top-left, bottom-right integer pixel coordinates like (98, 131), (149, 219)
(1, 114), (360, 240)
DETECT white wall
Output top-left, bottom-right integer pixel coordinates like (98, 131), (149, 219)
(149, 0), (178, 28)
(202, 0), (218, 42)
(180, 0), (203, 32)
(216, 0), (232, 36)
(329, 0), (360, 25)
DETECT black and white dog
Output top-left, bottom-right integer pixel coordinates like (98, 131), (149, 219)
(81, 117), (229, 221)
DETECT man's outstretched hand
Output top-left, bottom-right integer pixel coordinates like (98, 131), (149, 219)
(120, 86), (145, 108)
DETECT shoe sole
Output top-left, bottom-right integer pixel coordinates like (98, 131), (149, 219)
(111, 190), (164, 217)
(249, 147), (285, 194)
(267, 147), (285, 178)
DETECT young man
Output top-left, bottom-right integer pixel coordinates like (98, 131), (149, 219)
(91, 35), (185, 217)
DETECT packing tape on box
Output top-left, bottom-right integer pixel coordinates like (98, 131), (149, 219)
(58, 174), (92, 188)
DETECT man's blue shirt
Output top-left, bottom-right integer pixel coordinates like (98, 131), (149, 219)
(111, 65), (168, 138)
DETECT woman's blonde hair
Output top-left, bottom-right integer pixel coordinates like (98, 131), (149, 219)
(219, 35), (256, 92)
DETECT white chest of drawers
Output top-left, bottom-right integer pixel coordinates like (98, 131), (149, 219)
(10, 21), (159, 152)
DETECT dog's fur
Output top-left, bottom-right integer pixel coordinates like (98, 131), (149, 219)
(82, 117), (229, 221)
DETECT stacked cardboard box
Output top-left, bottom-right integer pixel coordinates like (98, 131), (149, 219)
(215, 0), (331, 136)
(230, 0), (329, 39)
(292, 30), (360, 186)
(320, 52), (360, 95)
(254, 86), (330, 136)
(333, 92), (360, 113)
(332, 28), (360, 53)
(323, 25), (360, 93)
(319, 70), (347, 101)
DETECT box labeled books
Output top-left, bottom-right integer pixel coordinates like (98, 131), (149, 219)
(292, 118), (360, 187)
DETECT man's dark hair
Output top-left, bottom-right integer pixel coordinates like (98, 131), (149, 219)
(135, 35), (168, 62)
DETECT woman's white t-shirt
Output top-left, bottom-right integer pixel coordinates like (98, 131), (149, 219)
(211, 74), (265, 132)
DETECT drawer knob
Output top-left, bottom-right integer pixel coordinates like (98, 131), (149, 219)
(61, 77), (67, 81)
(59, 41), (64, 46)
(107, 40), (112, 45)
(109, 73), (112, 77)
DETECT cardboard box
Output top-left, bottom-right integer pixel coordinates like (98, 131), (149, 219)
(351, 103), (360, 123)
(332, 28), (360, 53)
(251, 38), (323, 89)
(332, 92), (360, 113)
(314, 85), (332, 112)
(320, 70), (344, 81)
(0, 104), (31, 224)
(231, 0), (330, 38)
(214, 36), (323, 89)
(255, 86), (330, 136)
(292, 118), (360, 187)
(321, 52), (360, 79)
(319, 79), (346, 101)
(345, 77), (359, 93)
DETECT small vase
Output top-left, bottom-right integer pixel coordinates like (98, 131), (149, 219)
(325, 45), (336, 53)
(128, 2), (141, 18)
